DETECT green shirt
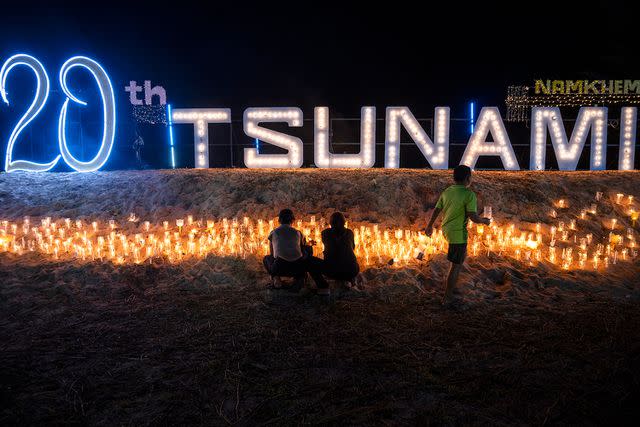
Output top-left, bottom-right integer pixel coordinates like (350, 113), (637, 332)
(435, 185), (478, 244)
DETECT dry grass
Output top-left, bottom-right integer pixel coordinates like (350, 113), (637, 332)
(1, 254), (639, 426)
(1, 169), (639, 425)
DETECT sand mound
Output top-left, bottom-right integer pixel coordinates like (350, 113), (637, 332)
(1, 169), (639, 304)
(0, 169), (637, 225)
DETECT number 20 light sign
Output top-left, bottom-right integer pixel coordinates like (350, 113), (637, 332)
(0, 54), (115, 173)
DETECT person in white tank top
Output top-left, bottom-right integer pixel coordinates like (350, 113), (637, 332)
(263, 208), (328, 294)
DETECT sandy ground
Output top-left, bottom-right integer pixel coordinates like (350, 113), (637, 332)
(1, 169), (639, 425)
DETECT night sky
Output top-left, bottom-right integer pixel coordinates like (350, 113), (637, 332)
(0, 0), (637, 169)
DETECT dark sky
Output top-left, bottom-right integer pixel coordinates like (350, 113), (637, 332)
(1, 0), (636, 115)
(0, 0), (637, 169)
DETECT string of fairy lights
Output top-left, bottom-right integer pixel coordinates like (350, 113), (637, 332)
(131, 105), (167, 125)
(506, 85), (640, 122)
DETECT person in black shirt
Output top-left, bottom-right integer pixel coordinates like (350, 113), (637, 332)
(319, 212), (360, 285)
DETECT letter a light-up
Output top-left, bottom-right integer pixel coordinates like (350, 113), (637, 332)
(460, 107), (519, 170)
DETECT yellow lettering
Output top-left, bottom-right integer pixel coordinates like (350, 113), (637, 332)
(584, 80), (598, 94)
(615, 80), (623, 94)
(566, 80), (583, 94)
(624, 80), (640, 94)
(535, 80), (550, 94)
(552, 80), (565, 94)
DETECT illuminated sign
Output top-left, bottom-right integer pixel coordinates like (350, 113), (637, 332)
(535, 80), (640, 95)
(1, 54), (115, 172)
(171, 105), (637, 171)
(1, 54), (638, 172)
(125, 80), (166, 106)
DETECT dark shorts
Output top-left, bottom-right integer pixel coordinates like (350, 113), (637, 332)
(447, 243), (467, 264)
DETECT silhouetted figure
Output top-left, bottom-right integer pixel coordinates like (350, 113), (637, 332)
(263, 208), (328, 294)
(320, 212), (359, 285)
(133, 130), (144, 169)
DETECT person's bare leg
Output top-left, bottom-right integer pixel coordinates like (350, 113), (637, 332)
(442, 263), (461, 304)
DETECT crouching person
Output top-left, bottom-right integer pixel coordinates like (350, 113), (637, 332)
(263, 208), (328, 293)
(320, 212), (360, 286)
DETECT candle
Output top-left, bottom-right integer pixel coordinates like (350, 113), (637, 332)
(483, 206), (493, 219)
(0, 206), (635, 271)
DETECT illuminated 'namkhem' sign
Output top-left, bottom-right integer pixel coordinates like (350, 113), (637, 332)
(1, 54), (638, 172)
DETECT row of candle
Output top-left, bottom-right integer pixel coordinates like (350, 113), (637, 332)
(0, 194), (637, 271)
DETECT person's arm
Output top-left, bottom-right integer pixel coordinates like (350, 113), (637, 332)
(467, 211), (491, 225)
(466, 192), (490, 225)
(299, 231), (307, 250)
(268, 232), (274, 256)
(425, 207), (441, 237)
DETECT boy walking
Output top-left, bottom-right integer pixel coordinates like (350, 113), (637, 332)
(425, 165), (490, 305)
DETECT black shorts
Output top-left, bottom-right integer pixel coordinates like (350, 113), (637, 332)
(447, 243), (467, 264)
